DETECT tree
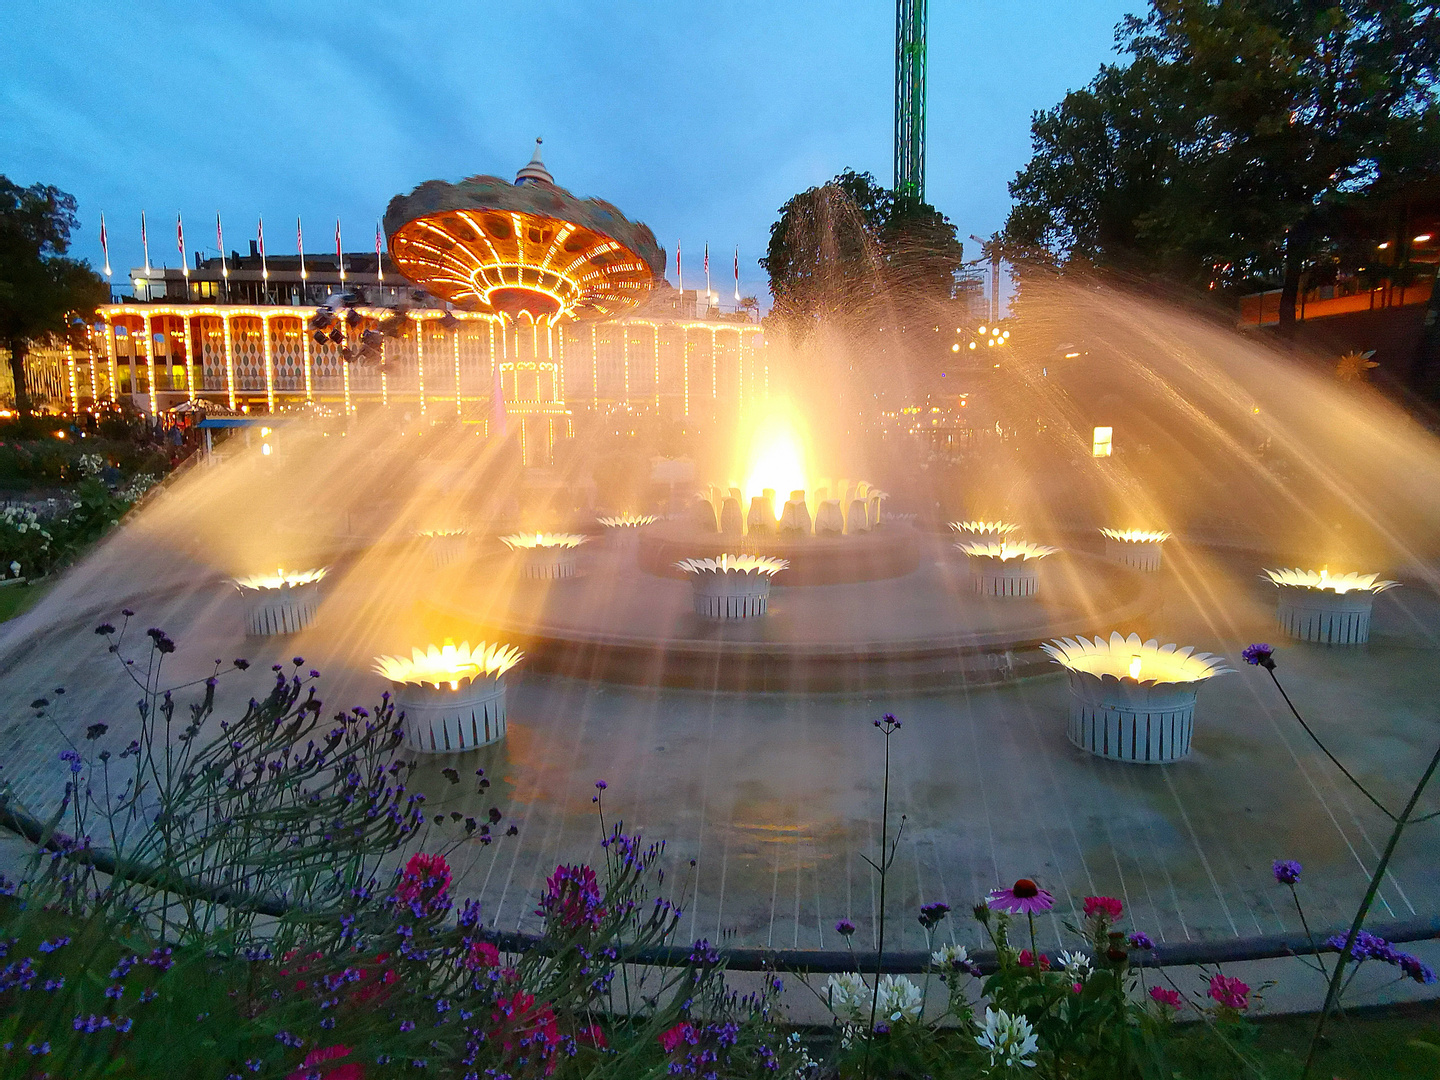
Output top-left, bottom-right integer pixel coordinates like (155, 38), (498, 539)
(1004, 1), (1440, 330)
(760, 169), (967, 339)
(0, 177), (109, 415)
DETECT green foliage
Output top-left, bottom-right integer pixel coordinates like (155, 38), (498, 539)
(0, 176), (109, 414)
(0, 478), (143, 579)
(761, 168), (967, 340)
(1004, 0), (1440, 318)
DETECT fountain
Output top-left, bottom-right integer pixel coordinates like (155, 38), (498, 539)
(675, 554), (790, 619)
(501, 532), (589, 579)
(233, 568), (327, 636)
(1101, 529), (1171, 572)
(1263, 568), (1400, 644)
(374, 640), (523, 753)
(1043, 632), (1232, 763)
(955, 540), (1057, 598)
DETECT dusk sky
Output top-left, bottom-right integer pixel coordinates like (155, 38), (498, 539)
(1, 1), (1137, 305)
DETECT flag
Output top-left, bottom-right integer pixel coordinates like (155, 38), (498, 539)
(734, 246), (740, 300)
(703, 243), (710, 293)
(177, 213), (188, 276)
(258, 216), (267, 278)
(676, 240), (682, 290)
(335, 219), (345, 280)
(375, 222), (384, 284)
(217, 213), (227, 277)
(141, 211), (150, 273)
(99, 213), (110, 278)
(297, 216), (306, 279)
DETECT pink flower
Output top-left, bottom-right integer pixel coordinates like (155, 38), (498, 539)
(1149, 986), (1183, 1010)
(490, 991), (560, 1073)
(1072, 981), (1083, 993)
(1208, 974), (1250, 1010)
(578, 1023), (608, 1050)
(988, 879), (1055, 914)
(287, 1045), (363, 1080)
(394, 852), (452, 913)
(1083, 896), (1123, 921)
(464, 941), (500, 970)
(1016, 949), (1050, 970)
(659, 1021), (700, 1054)
(536, 863), (606, 932)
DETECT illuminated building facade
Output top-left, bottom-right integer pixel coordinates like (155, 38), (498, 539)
(19, 145), (767, 464)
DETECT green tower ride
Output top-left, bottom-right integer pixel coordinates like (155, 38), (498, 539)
(894, 0), (927, 200)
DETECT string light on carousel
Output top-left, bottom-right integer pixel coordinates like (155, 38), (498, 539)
(1263, 568), (1399, 645)
(234, 567), (327, 636)
(417, 529), (467, 568)
(949, 520), (1021, 542)
(501, 532), (588, 579)
(1043, 632), (1233, 763)
(1100, 528), (1172, 572)
(374, 640), (523, 753)
(955, 540), (1057, 598)
(676, 554), (789, 619)
(596, 513), (657, 549)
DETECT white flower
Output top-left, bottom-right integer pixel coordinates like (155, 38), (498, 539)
(876, 974), (923, 1023)
(1058, 951), (1092, 979)
(825, 972), (871, 1022)
(931, 943), (970, 969)
(976, 1007), (1039, 1069)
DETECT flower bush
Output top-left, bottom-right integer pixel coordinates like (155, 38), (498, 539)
(0, 613), (804, 1078)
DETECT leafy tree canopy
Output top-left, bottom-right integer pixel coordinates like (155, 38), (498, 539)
(0, 176), (108, 413)
(1004, 0), (1440, 327)
(761, 169), (967, 340)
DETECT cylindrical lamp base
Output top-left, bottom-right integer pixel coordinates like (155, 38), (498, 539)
(691, 576), (772, 619)
(393, 677), (508, 754)
(1276, 588), (1374, 644)
(243, 582), (321, 637)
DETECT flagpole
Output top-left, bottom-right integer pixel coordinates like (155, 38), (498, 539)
(336, 219), (345, 284)
(734, 246), (741, 303)
(217, 214), (229, 303)
(676, 240), (682, 293)
(297, 217), (307, 301)
(704, 242), (710, 296)
(258, 215), (268, 290)
(178, 213), (188, 286)
(376, 222), (384, 285)
(100, 213), (111, 281)
(141, 211), (151, 276)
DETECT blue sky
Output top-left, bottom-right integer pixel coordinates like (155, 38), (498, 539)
(0, 1), (1137, 303)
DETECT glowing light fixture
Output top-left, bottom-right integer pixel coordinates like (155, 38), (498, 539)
(233, 567), (327, 636)
(675, 554), (790, 619)
(955, 540), (1057, 599)
(1092, 427), (1113, 457)
(1100, 528), (1171, 571)
(417, 528), (468, 568)
(374, 640), (523, 753)
(598, 512), (658, 549)
(1263, 567), (1399, 644)
(501, 531), (588, 578)
(1043, 631), (1233, 763)
(950, 520), (1020, 539)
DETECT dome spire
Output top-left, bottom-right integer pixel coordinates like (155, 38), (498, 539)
(514, 138), (554, 186)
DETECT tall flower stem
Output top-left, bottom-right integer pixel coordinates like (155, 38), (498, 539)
(861, 714), (903, 1080)
(1301, 736), (1440, 1080)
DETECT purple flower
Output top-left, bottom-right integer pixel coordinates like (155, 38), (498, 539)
(1399, 953), (1437, 985)
(1242, 643), (1275, 670)
(918, 902), (951, 928)
(595, 780), (607, 790)
(85, 723), (108, 740)
(537, 864), (605, 931)
(988, 879), (1055, 914)
(1273, 859), (1302, 886)
(292, 656), (304, 666)
(93, 623), (114, 635)
(59, 750), (83, 774)
(1128, 932), (1155, 950)
(145, 628), (175, 654)
(121, 609), (133, 617)
(835, 919), (856, 936)
(233, 658), (249, 670)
